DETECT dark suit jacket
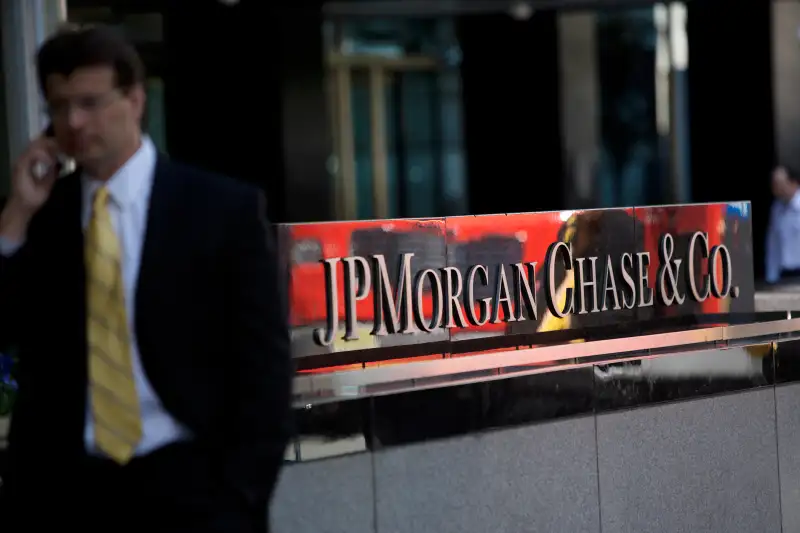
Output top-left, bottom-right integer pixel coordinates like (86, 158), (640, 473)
(0, 156), (293, 526)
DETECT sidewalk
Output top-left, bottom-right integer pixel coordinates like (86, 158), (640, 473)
(755, 287), (800, 312)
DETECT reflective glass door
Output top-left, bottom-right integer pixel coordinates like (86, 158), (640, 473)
(325, 18), (468, 220)
(558, 2), (690, 209)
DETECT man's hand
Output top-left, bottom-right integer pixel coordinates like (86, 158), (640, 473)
(1, 136), (61, 242)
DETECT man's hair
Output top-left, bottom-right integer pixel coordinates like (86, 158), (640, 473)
(777, 164), (800, 184)
(36, 24), (145, 98)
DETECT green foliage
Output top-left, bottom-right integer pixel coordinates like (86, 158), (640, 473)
(0, 350), (18, 417)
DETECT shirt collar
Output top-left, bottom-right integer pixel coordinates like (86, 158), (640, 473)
(785, 190), (800, 211)
(82, 135), (156, 208)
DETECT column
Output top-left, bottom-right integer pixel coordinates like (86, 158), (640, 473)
(668, 2), (690, 204)
(773, 1), (800, 171)
(557, 11), (600, 209)
(1, 0), (66, 166)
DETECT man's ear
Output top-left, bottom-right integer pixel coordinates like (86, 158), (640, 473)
(130, 83), (147, 123)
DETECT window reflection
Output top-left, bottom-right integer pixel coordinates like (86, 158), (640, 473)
(596, 8), (661, 208)
(350, 69), (375, 219)
(327, 4), (689, 220)
(68, 3), (691, 221)
(325, 17), (468, 220)
(145, 78), (167, 153)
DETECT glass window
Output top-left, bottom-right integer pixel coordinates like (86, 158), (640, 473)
(596, 8), (661, 207)
(145, 77), (167, 153)
(326, 17), (468, 220)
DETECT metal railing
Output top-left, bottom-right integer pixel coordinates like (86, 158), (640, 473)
(294, 317), (800, 406)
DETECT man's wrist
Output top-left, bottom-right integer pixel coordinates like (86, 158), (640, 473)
(0, 199), (34, 243)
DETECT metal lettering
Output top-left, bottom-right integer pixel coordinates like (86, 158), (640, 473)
(371, 253), (418, 336)
(575, 256), (599, 314)
(620, 252), (636, 310)
(441, 266), (468, 328)
(636, 252), (653, 307)
(465, 264), (491, 326)
(490, 264), (515, 324)
(512, 262), (537, 321)
(709, 244), (733, 298)
(687, 231), (710, 302)
(600, 255), (621, 311)
(342, 256), (371, 340)
(312, 257), (340, 346)
(545, 241), (573, 318)
(312, 224), (739, 348)
(414, 268), (443, 332)
(656, 233), (685, 306)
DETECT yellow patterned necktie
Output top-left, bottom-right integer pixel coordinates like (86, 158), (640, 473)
(85, 186), (142, 464)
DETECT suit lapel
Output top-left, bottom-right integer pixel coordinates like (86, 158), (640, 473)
(43, 172), (89, 442)
(60, 171), (84, 237)
(47, 172), (85, 289)
(47, 169), (84, 236)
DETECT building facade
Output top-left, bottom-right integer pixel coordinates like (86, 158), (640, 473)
(0, 0), (791, 280)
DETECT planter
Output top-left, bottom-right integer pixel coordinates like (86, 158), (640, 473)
(0, 415), (8, 446)
(0, 415), (6, 485)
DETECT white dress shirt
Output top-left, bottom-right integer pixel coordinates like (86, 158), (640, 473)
(0, 136), (190, 457)
(766, 190), (800, 283)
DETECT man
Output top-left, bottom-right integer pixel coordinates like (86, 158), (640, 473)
(0, 25), (292, 532)
(766, 165), (800, 284)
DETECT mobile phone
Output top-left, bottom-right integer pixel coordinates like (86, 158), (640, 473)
(32, 123), (69, 180)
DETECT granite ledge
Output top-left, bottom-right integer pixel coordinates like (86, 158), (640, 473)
(755, 290), (800, 312)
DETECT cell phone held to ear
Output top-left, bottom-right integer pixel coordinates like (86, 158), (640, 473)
(31, 123), (72, 180)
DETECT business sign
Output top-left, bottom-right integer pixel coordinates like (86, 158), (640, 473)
(278, 203), (754, 363)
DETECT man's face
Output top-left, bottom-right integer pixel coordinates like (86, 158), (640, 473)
(45, 66), (144, 169)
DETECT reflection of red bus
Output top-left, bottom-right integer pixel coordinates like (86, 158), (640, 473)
(282, 214), (566, 352)
(284, 219), (446, 343)
(444, 212), (567, 338)
(282, 204), (737, 362)
(636, 204), (729, 316)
